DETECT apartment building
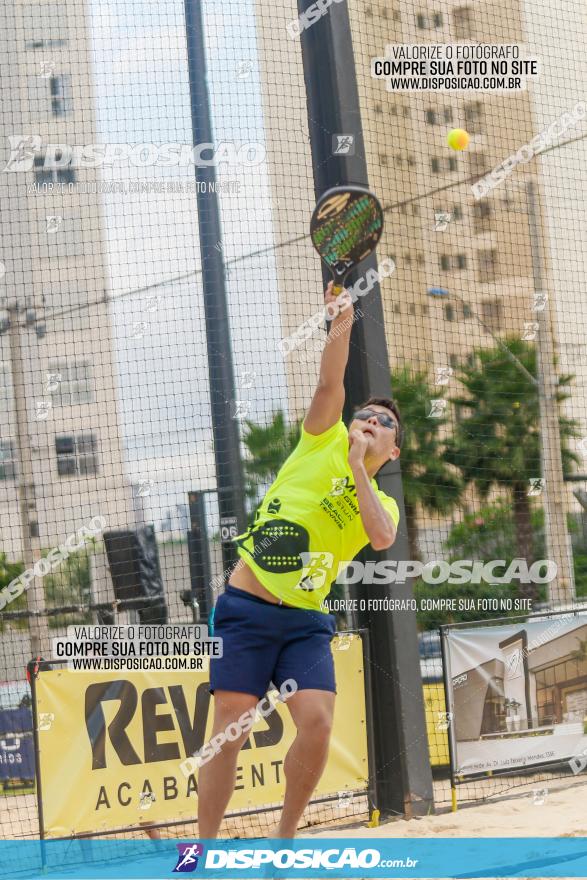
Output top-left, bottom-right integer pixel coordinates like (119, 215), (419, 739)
(522, 0), (587, 452)
(0, 0), (133, 558)
(254, 0), (566, 402)
(252, 0), (582, 565)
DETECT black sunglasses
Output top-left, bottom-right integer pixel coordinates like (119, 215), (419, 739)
(354, 408), (398, 432)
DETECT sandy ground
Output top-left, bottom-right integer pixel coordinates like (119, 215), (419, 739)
(309, 778), (587, 839)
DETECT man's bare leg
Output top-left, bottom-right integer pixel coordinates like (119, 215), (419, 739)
(274, 690), (335, 838)
(197, 690), (258, 838)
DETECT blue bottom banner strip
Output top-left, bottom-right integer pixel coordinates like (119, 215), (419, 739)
(3, 838), (587, 879)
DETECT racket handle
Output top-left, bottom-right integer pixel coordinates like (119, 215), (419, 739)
(333, 284), (344, 296)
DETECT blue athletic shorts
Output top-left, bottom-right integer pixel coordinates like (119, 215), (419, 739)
(209, 585), (337, 698)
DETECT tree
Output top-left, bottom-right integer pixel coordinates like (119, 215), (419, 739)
(242, 411), (301, 512)
(444, 339), (579, 597)
(391, 366), (462, 560)
(415, 501), (543, 629)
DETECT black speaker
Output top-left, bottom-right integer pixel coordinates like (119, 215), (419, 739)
(103, 525), (168, 623)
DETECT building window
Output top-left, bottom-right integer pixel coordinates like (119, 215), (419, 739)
(449, 354), (459, 369)
(468, 152), (487, 178)
(453, 6), (476, 39)
(48, 361), (94, 405)
(22, 2), (69, 49)
(444, 304), (455, 321)
(424, 105), (454, 123)
(473, 200), (492, 233)
(431, 156), (457, 173)
(0, 362), (11, 407)
(416, 11), (443, 28)
(27, 72), (72, 118)
(50, 74), (72, 116)
(477, 249), (499, 282)
(464, 101), (485, 134)
(453, 204), (463, 220)
(462, 303), (472, 319)
(56, 433), (99, 476)
(409, 304), (416, 316)
(441, 254), (467, 271)
(0, 440), (17, 480)
(480, 298), (503, 329)
(379, 153), (388, 166)
(535, 655), (587, 725)
(33, 149), (75, 185)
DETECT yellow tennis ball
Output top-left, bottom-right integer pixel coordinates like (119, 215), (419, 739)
(447, 128), (470, 151)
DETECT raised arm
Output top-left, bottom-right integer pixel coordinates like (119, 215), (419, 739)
(348, 430), (397, 551)
(303, 282), (354, 435)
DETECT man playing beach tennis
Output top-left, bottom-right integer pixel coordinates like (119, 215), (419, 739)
(198, 281), (401, 838)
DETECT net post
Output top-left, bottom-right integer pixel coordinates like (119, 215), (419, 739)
(297, 0), (434, 818)
(183, 0), (247, 577)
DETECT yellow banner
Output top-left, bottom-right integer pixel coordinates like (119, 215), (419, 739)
(34, 634), (368, 838)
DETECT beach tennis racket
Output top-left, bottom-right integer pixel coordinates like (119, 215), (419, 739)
(310, 185), (384, 295)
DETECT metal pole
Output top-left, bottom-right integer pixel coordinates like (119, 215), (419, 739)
(526, 181), (575, 606)
(298, 0), (434, 817)
(439, 625), (458, 813)
(5, 303), (50, 657)
(183, 0), (246, 576)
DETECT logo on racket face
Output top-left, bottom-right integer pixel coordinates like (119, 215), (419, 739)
(316, 191), (352, 221)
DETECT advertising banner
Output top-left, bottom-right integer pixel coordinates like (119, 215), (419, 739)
(33, 635), (368, 838)
(0, 708), (35, 783)
(444, 613), (587, 776)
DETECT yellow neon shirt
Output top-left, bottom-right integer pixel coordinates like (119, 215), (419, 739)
(234, 419), (400, 611)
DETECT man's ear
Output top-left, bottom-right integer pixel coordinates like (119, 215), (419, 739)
(389, 446), (400, 461)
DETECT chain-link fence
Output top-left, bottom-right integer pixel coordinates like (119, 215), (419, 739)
(1, 0), (586, 842)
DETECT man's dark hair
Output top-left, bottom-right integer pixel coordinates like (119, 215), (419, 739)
(356, 396), (403, 448)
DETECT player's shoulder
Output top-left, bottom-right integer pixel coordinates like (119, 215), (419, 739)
(300, 417), (347, 446)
